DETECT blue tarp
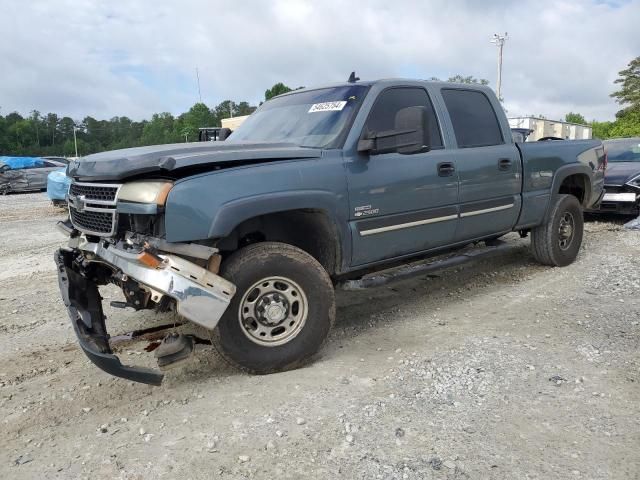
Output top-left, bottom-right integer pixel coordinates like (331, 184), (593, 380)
(47, 169), (71, 201)
(0, 156), (45, 169)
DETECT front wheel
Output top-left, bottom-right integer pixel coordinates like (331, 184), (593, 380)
(531, 194), (584, 267)
(211, 242), (335, 374)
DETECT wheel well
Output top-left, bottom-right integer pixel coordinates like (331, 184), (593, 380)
(215, 209), (341, 275)
(558, 174), (590, 206)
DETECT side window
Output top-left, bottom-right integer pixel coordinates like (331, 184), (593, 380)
(365, 87), (443, 149)
(441, 89), (504, 148)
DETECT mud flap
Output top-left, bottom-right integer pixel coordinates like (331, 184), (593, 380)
(55, 249), (164, 386)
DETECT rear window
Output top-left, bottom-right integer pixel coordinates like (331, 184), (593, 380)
(604, 139), (640, 162)
(441, 89), (504, 148)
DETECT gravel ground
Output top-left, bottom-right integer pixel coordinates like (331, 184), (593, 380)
(0, 193), (638, 480)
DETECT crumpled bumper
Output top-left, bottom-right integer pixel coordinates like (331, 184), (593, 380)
(56, 249), (165, 385)
(54, 239), (235, 385)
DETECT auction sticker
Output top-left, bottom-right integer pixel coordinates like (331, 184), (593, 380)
(308, 101), (347, 113)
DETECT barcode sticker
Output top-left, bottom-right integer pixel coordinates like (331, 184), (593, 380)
(308, 101), (347, 113)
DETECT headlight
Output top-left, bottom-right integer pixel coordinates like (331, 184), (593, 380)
(627, 174), (640, 188)
(118, 181), (173, 205)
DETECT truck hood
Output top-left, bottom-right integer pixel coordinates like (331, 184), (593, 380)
(68, 141), (323, 181)
(604, 162), (640, 186)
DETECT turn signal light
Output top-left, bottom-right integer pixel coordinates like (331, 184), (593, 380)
(138, 251), (163, 269)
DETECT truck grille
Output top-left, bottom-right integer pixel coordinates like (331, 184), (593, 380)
(68, 182), (121, 236)
(69, 183), (119, 202)
(70, 208), (115, 234)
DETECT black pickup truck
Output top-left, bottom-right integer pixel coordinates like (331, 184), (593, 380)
(56, 78), (605, 385)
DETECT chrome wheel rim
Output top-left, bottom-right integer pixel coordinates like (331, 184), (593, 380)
(238, 276), (308, 347)
(558, 211), (575, 250)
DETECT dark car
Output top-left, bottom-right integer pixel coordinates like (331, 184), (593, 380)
(596, 138), (640, 215)
(0, 157), (67, 194)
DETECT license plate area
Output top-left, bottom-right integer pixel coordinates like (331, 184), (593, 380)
(602, 192), (637, 203)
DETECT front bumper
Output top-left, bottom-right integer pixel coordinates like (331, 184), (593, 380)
(586, 190), (639, 215)
(55, 237), (235, 385)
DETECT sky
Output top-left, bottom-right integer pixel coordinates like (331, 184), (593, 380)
(1, 0), (639, 122)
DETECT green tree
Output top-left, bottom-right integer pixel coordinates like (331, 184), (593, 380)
(565, 112), (586, 124)
(235, 101), (256, 116)
(447, 75), (489, 85)
(214, 100), (237, 121)
(140, 113), (178, 145)
(611, 56), (640, 117)
(265, 82), (292, 101)
(609, 109), (640, 137)
(591, 120), (613, 139)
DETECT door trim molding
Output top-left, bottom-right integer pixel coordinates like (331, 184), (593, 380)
(356, 205), (458, 237)
(356, 197), (516, 237)
(459, 203), (514, 218)
(359, 213), (458, 236)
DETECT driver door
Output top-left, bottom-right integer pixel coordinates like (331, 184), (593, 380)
(346, 87), (459, 266)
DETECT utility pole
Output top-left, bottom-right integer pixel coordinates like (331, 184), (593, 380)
(73, 126), (78, 158)
(229, 101), (233, 118)
(195, 67), (202, 103)
(491, 32), (508, 101)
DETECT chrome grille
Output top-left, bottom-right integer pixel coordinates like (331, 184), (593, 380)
(70, 208), (115, 234)
(68, 182), (121, 236)
(69, 183), (119, 203)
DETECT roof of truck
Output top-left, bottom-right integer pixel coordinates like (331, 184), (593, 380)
(276, 78), (491, 98)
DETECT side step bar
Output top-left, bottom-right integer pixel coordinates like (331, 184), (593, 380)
(339, 241), (515, 290)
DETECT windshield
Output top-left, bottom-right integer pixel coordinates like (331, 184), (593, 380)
(228, 85), (368, 148)
(605, 138), (640, 162)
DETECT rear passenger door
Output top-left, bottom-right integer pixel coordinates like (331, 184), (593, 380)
(440, 88), (521, 241)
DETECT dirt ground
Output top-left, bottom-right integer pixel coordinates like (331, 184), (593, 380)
(0, 192), (638, 480)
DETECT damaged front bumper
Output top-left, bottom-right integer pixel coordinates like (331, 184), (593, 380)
(55, 237), (235, 385)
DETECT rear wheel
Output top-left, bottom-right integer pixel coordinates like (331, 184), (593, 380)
(211, 242), (335, 374)
(531, 194), (583, 267)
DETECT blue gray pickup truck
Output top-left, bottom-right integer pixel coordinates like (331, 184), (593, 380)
(55, 78), (605, 385)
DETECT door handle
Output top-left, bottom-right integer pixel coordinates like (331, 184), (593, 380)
(498, 158), (512, 171)
(437, 162), (455, 177)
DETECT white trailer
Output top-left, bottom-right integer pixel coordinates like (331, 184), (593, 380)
(508, 117), (592, 141)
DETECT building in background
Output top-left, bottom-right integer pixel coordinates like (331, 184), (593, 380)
(221, 115), (249, 131)
(508, 117), (592, 141)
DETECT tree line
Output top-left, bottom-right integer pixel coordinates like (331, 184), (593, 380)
(0, 99), (257, 158)
(0, 82), (304, 157)
(1, 60), (639, 158)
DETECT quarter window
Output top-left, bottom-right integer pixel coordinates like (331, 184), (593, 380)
(441, 89), (504, 148)
(365, 88), (443, 149)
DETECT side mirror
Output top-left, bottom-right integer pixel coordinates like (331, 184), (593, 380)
(357, 106), (430, 155)
(394, 106), (429, 154)
(218, 128), (232, 141)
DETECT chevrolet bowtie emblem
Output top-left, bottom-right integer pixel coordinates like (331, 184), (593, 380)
(70, 194), (87, 212)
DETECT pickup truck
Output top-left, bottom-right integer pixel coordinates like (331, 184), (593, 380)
(55, 78), (605, 385)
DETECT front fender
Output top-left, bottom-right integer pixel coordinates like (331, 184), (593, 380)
(164, 154), (350, 260)
(208, 190), (344, 238)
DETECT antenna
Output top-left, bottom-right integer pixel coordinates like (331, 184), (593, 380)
(195, 67), (202, 103)
(347, 71), (360, 83)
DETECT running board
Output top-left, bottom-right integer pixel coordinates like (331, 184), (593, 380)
(339, 241), (514, 290)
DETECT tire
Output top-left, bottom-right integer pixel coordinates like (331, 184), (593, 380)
(211, 242), (336, 374)
(531, 194), (584, 267)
